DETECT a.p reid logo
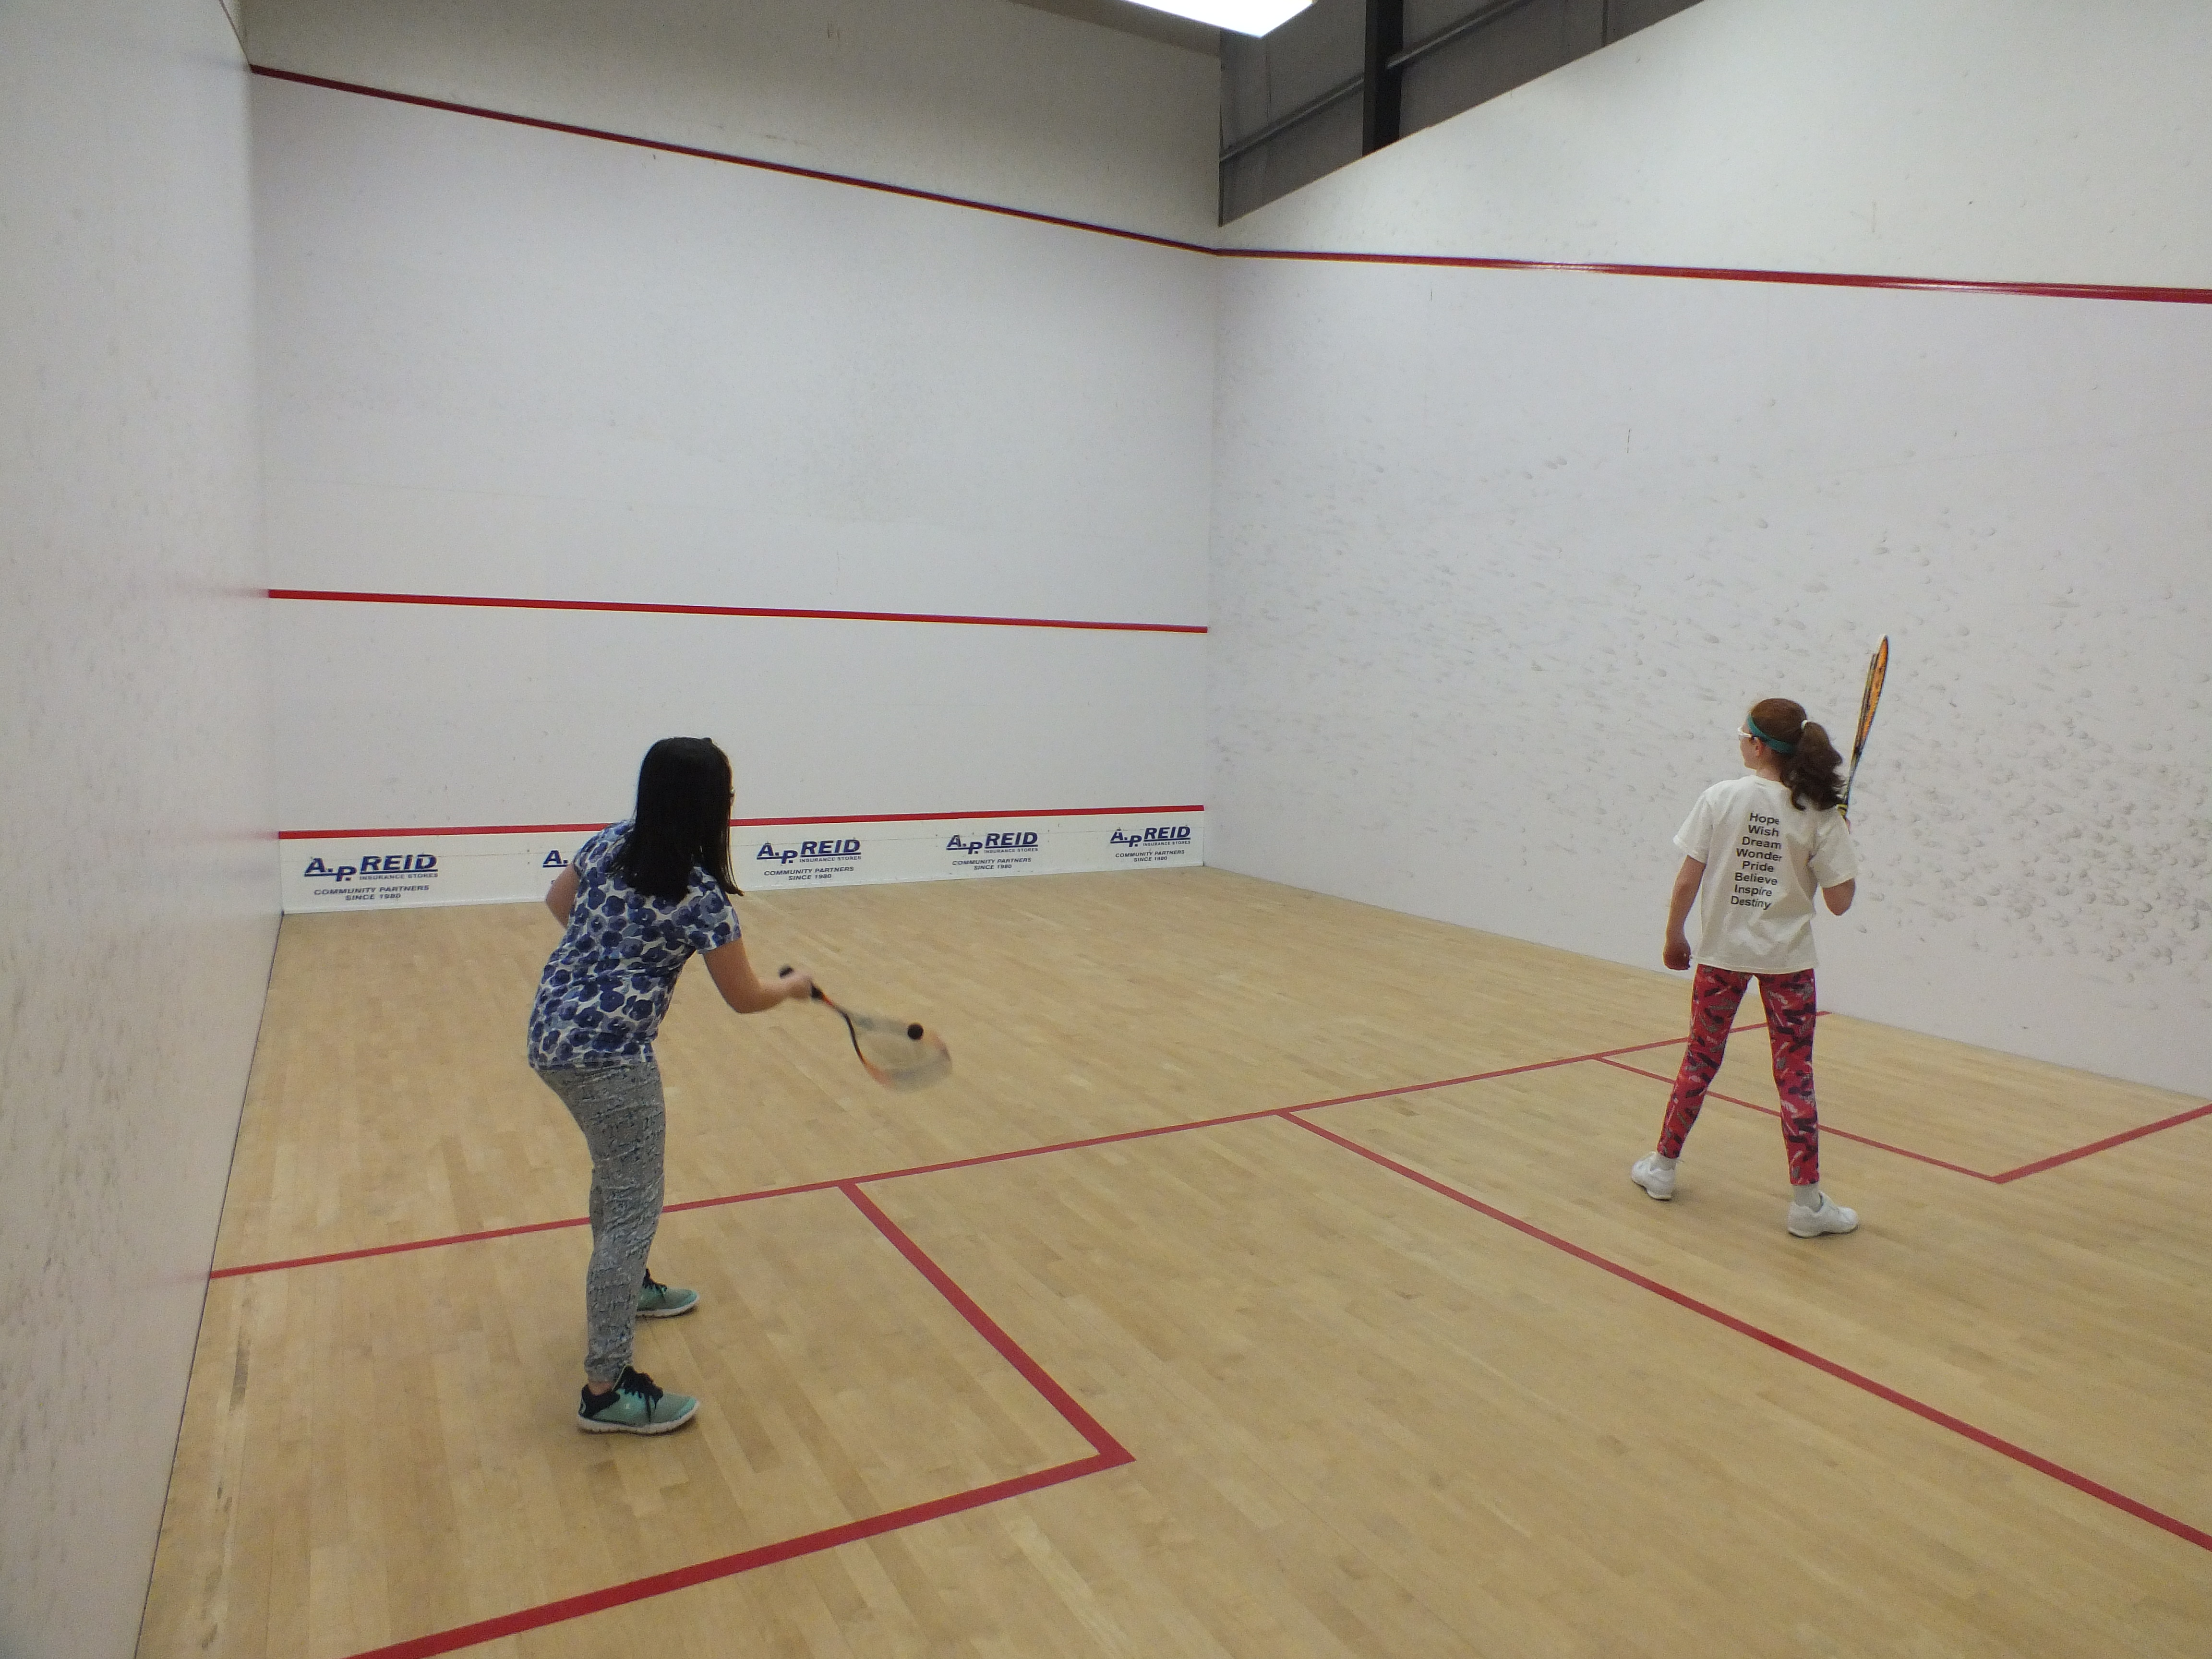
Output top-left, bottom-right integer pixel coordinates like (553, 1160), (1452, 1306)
(756, 839), (862, 866)
(1110, 825), (1192, 846)
(947, 832), (1039, 854)
(301, 853), (438, 884)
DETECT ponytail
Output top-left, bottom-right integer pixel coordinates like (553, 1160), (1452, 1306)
(1746, 697), (1846, 812)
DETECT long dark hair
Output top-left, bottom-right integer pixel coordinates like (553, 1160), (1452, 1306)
(1746, 698), (1846, 812)
(613, 737), (738, 901)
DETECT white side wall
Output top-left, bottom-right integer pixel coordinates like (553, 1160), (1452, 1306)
(254, 69), (1214, 889)
(0, 1), (276, 1655)
(1221, 0), (2212, 289)
(247, 0), (1222, 247)
(1209, 0), (2212, 1094)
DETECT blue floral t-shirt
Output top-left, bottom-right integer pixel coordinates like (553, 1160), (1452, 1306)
(527, 822), (740, 1069)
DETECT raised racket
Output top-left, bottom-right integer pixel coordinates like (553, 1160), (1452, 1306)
(1842, 635), (1889, 819)
(780, 968), (951, 1091)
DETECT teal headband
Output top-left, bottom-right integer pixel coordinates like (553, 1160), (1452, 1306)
(1746, 716), (1796, 755)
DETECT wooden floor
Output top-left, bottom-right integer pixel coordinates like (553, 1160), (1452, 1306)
(141, 867), (2212, 1658)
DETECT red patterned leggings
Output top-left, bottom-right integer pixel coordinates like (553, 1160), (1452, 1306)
(1659, 966), (1820, 1186)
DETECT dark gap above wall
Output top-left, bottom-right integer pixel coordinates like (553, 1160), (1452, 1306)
(1220, 0), (1703, 223)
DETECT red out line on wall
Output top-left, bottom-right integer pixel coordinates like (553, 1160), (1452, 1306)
(254, 66), (2212, 307)
(1226, 246), (2212, 306)
(274, 804), (1204, 842)
(251, 65), (1214, 256)
(268, 588), (1206, 635)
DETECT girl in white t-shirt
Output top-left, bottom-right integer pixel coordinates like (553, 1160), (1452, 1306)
(1631, 698), (1863, 1237)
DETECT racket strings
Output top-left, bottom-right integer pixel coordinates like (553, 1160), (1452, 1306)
(827, 997), (952, 1091)
(779, 966), (953, 1092)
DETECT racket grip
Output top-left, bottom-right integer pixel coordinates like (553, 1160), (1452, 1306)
(779, 964), (827, 1001)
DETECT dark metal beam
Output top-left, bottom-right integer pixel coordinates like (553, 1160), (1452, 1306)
(1217, 72), (1364, 167)
(1217, 0), (1567, 169)
(1361, 0), (1404, 156)
(1385, 0), (1544, 74)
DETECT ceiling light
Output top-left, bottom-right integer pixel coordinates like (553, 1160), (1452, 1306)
(1126, 0), (1313, 37)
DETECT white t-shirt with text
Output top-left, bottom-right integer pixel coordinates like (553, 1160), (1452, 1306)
(1673, 774), (1859, 975)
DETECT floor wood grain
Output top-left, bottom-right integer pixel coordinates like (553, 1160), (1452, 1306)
(143, 868), (2212, 1658)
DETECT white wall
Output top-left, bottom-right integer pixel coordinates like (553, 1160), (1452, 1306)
(0, 1), (276, 1655)
(253, 68), (1214, 873)
(247, 0), (1222, 247)
(1208, 0), (2212, 1094)
(1221, 0), (2212, 289)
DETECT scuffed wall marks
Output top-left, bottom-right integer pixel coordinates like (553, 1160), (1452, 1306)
(1209, 260), (2212, 1090)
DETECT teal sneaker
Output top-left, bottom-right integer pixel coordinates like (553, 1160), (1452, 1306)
(637, 1272), (699, 1319)
(577, 1367), (698, 1435)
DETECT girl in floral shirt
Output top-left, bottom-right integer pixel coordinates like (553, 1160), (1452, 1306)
(531, 737), (812, 1432)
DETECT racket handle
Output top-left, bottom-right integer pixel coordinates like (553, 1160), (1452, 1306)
(779, 964), (827, 1001)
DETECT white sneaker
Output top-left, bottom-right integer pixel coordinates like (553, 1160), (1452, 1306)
(1788, 1194), (1859, 1238)
(1630, 1154), (1676, 1201)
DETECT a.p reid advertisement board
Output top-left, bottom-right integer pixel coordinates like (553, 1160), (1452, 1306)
(281, 812), (1202, 913)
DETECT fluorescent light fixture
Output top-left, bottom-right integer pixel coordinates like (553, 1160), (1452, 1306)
(1126, 0), (1313, 37)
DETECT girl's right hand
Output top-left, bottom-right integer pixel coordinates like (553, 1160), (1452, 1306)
(1662, 935), (1692, 971)
(778, 967), (816, 1002)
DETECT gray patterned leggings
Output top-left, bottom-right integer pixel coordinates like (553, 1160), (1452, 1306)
(536, 1058), (665, 1385)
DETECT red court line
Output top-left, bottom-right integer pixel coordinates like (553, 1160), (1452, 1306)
(1596, 1056), (1998, 1181)
(280, 821), (606, 840)
(337, 1185), (1131, 1659)
(1995, 1100), (2212, 1183)
(736, 805), (1204, 826)
(1285, 1114), (2212, 1556)
(276, 804), (1204, 841)
(1223, 246), (2212, 306)
(251, 68), (1212, 256)
(253, 67), (2212, 309)
(348, 1458), (1118, 1659)
(270, 587), (1207, 635)
(842, 1182), (1133, 1464)
(208, 1212), (591, 1277)
(211, 1026), (1750, 1280)
(1598, 1057), (2212, 1185)
(222, 1013), (2201, 1283)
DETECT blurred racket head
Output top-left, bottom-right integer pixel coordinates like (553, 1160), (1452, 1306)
(782, 967), (951, 1092)
(835, 1004), (952, 1092)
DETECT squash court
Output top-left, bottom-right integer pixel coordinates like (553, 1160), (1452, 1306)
(14, 3), (2212, 1658)
(141, 869), (2212, 1657)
